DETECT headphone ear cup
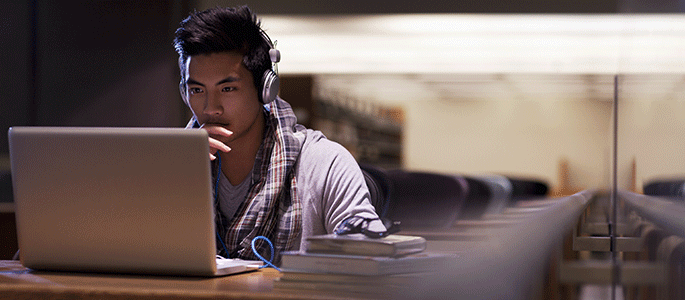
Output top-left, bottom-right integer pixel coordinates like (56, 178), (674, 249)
(261, 70), (279, 104)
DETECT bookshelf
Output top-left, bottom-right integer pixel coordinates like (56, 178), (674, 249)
(551, 158), (584, 197)
(281, 75), (404, 169)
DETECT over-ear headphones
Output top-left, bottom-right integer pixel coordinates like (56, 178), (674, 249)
(260, 34), (280, 104)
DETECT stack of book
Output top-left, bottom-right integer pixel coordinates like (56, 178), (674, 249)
(274, 233), (452, 296)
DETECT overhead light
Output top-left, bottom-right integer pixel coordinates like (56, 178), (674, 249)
(261, 14), (685, 74)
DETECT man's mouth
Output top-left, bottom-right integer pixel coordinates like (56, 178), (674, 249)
(203, 122), (229, 128)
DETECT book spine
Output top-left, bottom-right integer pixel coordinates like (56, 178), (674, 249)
(281, 255), (380, 275)
(306, 243), (394, 256)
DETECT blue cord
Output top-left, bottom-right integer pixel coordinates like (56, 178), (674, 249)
(251, 236), (281, 271)
(216, 232), (230, 258)
(214, 154), (222, 196)
(215, 154), (279, 271)
(214, 155), (231, 257)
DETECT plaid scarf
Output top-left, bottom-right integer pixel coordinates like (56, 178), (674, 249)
(213, 98), (305, 263)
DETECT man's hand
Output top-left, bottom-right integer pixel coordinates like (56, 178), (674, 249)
(200, 124), (232, 160)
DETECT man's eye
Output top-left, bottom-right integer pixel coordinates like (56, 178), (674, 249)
(222, 86), (236, 92)
(189, 87), (203, 95)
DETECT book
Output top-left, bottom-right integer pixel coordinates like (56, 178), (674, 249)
(306, 233), (427, 257)
(279, 251), (453, 276)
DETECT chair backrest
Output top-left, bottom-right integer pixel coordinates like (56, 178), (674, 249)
(460, 176), (492, 219)
(459, 175), (513, 219)
(385, 170), (469, 229)
(505, 176), (549, 201)
(477, 174), (513, 215)
(359, 164), (392, 218)
(643, 178), (685, 198)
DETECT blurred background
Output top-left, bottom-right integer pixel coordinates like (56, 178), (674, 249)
(2, 0), (685, 299)
(3, 0), (685, 199)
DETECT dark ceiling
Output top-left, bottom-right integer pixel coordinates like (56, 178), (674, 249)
(206, 0), (682, 14)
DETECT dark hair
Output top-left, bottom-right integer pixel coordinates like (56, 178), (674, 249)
(173, 5), (273, 99)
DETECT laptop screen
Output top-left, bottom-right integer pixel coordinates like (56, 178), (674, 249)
(9, 127), (226, 276)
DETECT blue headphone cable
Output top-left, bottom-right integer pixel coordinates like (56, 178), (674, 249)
(213, 154), (280, 271)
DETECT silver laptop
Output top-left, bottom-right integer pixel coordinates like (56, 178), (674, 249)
(8, 126), (262, 276)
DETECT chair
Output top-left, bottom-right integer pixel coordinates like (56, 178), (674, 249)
(460, 175), (512, 218)
(477, 174), (513, 215)
(384, 170), (469, 229)
(460, 176), (492, 219)
(643, 178), (685, 198)
(505, 176), (549, 201)
(359, 164), (392, 218)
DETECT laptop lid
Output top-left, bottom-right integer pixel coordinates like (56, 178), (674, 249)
(8, 126), (242, 276)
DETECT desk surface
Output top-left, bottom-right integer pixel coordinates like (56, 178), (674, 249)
(0, 195), (589, 300)
(0, 260), (380, 300)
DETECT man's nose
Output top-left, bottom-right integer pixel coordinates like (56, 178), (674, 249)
(203, 92), (223, 116)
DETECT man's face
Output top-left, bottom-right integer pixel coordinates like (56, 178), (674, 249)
(184, 51), (262, 145)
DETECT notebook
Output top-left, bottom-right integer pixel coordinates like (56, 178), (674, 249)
(8, 126), (262, 276)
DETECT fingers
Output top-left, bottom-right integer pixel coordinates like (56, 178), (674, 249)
(199, 124), (232, 161)
(201, 125), (233, 139)
(207, 139), (229, 161)
(208, 136), (231, 153)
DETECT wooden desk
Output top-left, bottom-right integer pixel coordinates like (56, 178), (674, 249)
(0, 192), (596, 300)
(0, 260), (373, 300)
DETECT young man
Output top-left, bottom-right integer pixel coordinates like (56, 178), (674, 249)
(173, 6), (383, 262)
